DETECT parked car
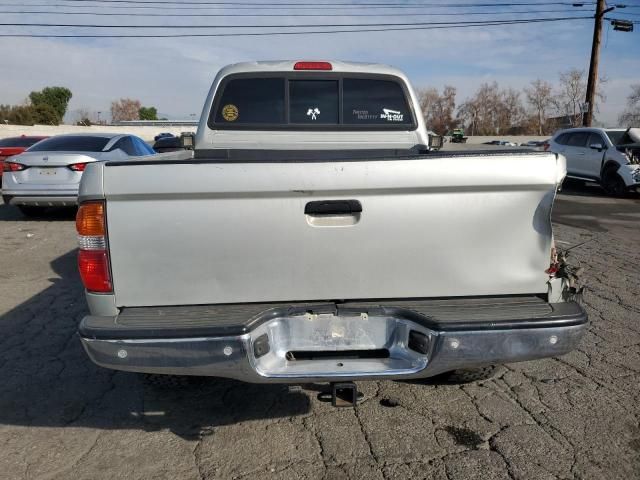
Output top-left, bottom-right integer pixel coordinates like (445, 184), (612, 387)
(0, 135), (48, 184)
(76, 61), (586, 406)
(520, 140), (547, 149)
(154, 132), (174, 142)
(549, 127), (640, 195)
(2, 133), (155, 216)
(152, 135), (182, 153)
(484, 140), (517, 147)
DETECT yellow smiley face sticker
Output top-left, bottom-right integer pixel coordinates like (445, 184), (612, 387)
(222, 104), (239, 122)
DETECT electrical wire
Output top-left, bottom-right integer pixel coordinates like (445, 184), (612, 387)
(0, 8), (592, 16)
(0, 2), (600, 10)
(0, 0), (595, 5)
(0, 16), (593, 28)
(0, 0), (596, 8)
(0, 16), (592, 37)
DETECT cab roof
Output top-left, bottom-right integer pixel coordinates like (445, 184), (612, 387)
(216, 60), (408, 81)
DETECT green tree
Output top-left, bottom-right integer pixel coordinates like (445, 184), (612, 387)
(32, 103), (60, 125)
(0, 103), (59, 126)
(29, 86), (72, 122)
(6, 105), (35, 126)
(139, 106), (158, 121)
(0, 104), (11, 122)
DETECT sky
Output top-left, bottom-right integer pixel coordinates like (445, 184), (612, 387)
(0, 0), (638, 126)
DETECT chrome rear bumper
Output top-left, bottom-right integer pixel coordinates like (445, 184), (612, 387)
(79, 299), (587, 383)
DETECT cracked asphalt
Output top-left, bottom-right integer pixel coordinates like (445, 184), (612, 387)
(0, 182), (639, 480)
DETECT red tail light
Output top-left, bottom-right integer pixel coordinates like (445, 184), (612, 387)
(293, 61), (332, 71)
(76, 201), (112, 293)
(3, 161), (27, 172)
(543, 142), (550, 152)
(69, 162), (88, 172)
(78, 250), (113, 292)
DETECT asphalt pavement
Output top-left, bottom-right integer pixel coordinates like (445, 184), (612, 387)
(0, 180), (639, 480)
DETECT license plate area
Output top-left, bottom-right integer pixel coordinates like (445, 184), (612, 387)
(285, 349), (390, 361)
(25, 166), (75, 185)
(248, 314), (432, 379)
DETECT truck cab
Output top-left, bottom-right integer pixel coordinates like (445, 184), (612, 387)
(195, 60), (439, 152)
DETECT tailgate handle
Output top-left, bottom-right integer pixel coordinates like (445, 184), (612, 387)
(305, 200), (362, 215)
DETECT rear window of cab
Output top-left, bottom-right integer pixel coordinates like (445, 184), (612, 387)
(210, 75), (415, 130)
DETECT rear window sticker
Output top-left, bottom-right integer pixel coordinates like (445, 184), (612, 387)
(306, 107), (320, 120)
(380, 108), (404, 122)
(222, 104), (239, 122)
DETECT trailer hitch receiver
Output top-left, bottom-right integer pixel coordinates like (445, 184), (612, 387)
(331, 382), (359, 407)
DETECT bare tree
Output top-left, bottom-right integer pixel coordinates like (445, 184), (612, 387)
(525, 79), (553, 135)
(619, 84), (640, 127)
(553, 69), (607, 127)
(435, 85), (457, 134)
(417, 87), (439, 120)
(110, 98), (141, 122)
(457, 82), (499, 135)
(418, 86), (457, 135)
(456, 98), (480, 136)
(497, 88), (525, 134)
(554, 69), (586, 126)
(457, 83), (526, 135)
(75, 108), (93, 126)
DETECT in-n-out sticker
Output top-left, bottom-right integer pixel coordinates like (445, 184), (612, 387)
(307, 108), (320, 120)
(380, 108), (403, 122)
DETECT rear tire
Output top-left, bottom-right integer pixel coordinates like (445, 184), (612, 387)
(18, 205), (46, 217)
(601, 167), (627, 197)
(439, 366), (497, 384)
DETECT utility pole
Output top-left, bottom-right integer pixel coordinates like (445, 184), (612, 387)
(583, 0), (615, 126)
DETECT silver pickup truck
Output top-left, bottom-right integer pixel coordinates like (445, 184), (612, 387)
(77, 61), (586, 401)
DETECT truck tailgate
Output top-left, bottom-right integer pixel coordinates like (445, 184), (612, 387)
(100, 152), (562, 307)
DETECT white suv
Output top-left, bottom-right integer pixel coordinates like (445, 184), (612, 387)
(549, 127), (640, 195)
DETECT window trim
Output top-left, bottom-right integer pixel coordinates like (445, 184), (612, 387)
(207, 72), (418, 132)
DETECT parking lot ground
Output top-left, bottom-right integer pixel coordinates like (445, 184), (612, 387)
(1, 184), (639, 480)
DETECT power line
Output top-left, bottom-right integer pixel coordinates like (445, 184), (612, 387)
(0, 8), (592, 17)
(0, 0), (595, 8)
(0, 16), (592, 37)
(1, 0), (594, 5)
(0, 16), (593, 28)
(0, 2), (600, 10)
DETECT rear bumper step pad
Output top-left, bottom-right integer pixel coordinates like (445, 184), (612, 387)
(80, 296), (582, 339)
